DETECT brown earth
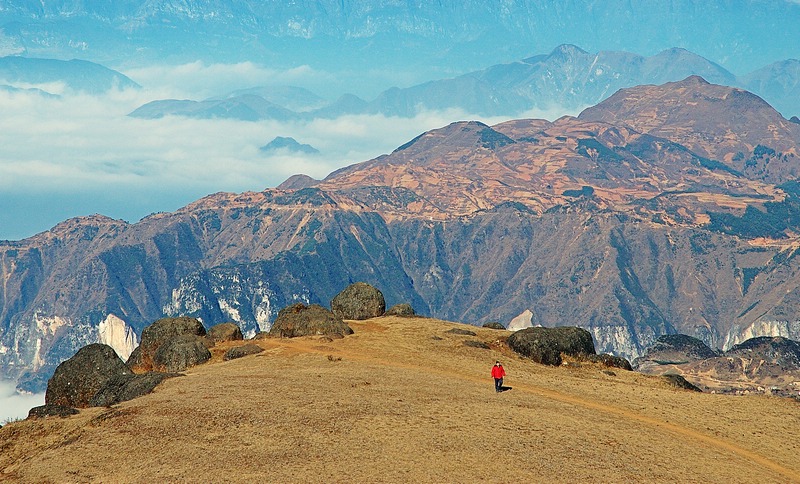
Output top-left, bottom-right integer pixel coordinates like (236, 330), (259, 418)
(2, 316), (799, 483)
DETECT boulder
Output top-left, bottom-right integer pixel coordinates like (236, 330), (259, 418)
(152, 334), (212, 372)
(45, 343), (133, 408)
(27, 404), (79, 419)
(127, 316), (206, 371)
(584, 353), (633, 371)
(385, 303), (416, 317)
(207, 322), (244, 344)
(463, 340), (491, 349)
(446, 328), (477, 336)
(223, 343), (265, 361)
(90, 372), (181, 407)
(331, 282), (385, 320)
(507, 326), (596, 366)
(269, 303), (354, 338)
(662, 374), (702, 392)
(482, 322), (506, 330)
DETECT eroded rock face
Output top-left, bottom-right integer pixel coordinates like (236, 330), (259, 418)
(45, 344), (132, 408)
(127, 317), (207, 371)
(269, 303), (354, 338)
(331, 282), (385, 320)
(507, 327), (596, 366)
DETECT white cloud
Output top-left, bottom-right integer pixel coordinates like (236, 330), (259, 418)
(0, 380), (44, 424)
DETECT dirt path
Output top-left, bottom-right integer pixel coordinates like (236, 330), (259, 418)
(262, 332), (800, 482)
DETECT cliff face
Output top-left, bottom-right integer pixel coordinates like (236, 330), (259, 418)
(3, 77), (800, 391)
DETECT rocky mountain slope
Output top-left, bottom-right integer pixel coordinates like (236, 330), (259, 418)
(2, 315), (799, 482)
(3, 76), (800, 392)
(635, 334), (800, 396)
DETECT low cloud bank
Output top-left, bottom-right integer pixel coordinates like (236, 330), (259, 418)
(0, 380), (44, 424)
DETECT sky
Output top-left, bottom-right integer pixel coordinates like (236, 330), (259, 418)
(0, 62), (568, 241)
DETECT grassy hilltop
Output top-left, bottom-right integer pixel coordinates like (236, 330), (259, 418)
(1, 316), (799, 482)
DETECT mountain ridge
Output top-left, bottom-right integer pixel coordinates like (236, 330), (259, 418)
(4, 77), (800, 392)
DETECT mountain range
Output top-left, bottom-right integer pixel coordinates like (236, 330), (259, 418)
(1, 0), (798, 81)
(0, 56), (139, 94)
(129, 45), (800, 121)
(3, 76), (800, 393)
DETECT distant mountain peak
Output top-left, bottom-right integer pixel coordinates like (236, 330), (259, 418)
(260, 136), (319, 155)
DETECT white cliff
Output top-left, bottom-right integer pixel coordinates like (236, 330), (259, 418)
(97, 314), (138, 361)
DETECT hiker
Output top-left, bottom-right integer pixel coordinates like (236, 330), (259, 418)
(491, 361), (505, 392)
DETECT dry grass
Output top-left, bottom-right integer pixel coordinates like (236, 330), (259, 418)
(1, 316), (799, 483)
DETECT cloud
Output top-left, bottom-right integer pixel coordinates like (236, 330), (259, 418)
(0, 380), (44, 424)
(0, 75), (570, 240)
(123, 62), (338, 100)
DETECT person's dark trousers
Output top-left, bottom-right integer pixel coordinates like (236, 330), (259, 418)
(494, 377), (503, 392)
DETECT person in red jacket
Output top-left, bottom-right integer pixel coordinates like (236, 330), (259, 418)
(491, 361), (506, 393)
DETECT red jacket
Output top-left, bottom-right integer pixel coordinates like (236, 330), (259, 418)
(491, 364), (505, 379)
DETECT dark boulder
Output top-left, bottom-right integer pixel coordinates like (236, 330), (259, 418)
(446, 328), (478, 336)
(385, 303), (416, 317)
(482, 322), (506, 330)
(269, 303), (354, 338)
(252, 331), (272, 340)
(45, 343), (133, 408)
(27, 404), (79, 419)
(584, 353), (633, 371)
(331, 282), (385, 320)
(207, 322), (244, 344)
(223, 343), (265, 361)
(89, 372), (181, 407)
(463, 340), (491, 350)
(662, 374), (702, 392)
(152, 334), (212, 372)
(127, 316), (207, 371)
(507, 326), (596, 366)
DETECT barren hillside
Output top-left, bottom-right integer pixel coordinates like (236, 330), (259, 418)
(1, 316), (798, 482)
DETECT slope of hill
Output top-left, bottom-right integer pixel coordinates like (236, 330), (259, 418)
(1, 316), (799, 482)
(4, 77), (800, 394)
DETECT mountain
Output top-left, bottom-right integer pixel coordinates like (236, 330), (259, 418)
(0, 56), (139, 94)
(635, 334), (800, 396)
(129, 94), (296, 121)
(128, 45), (800, 121)
(4, 77), (800, 393)
(740, 59), (800, 119)
(4, 316), (799, 481)
(259, 136), (319, 154)
(1, 0), (798, 80)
